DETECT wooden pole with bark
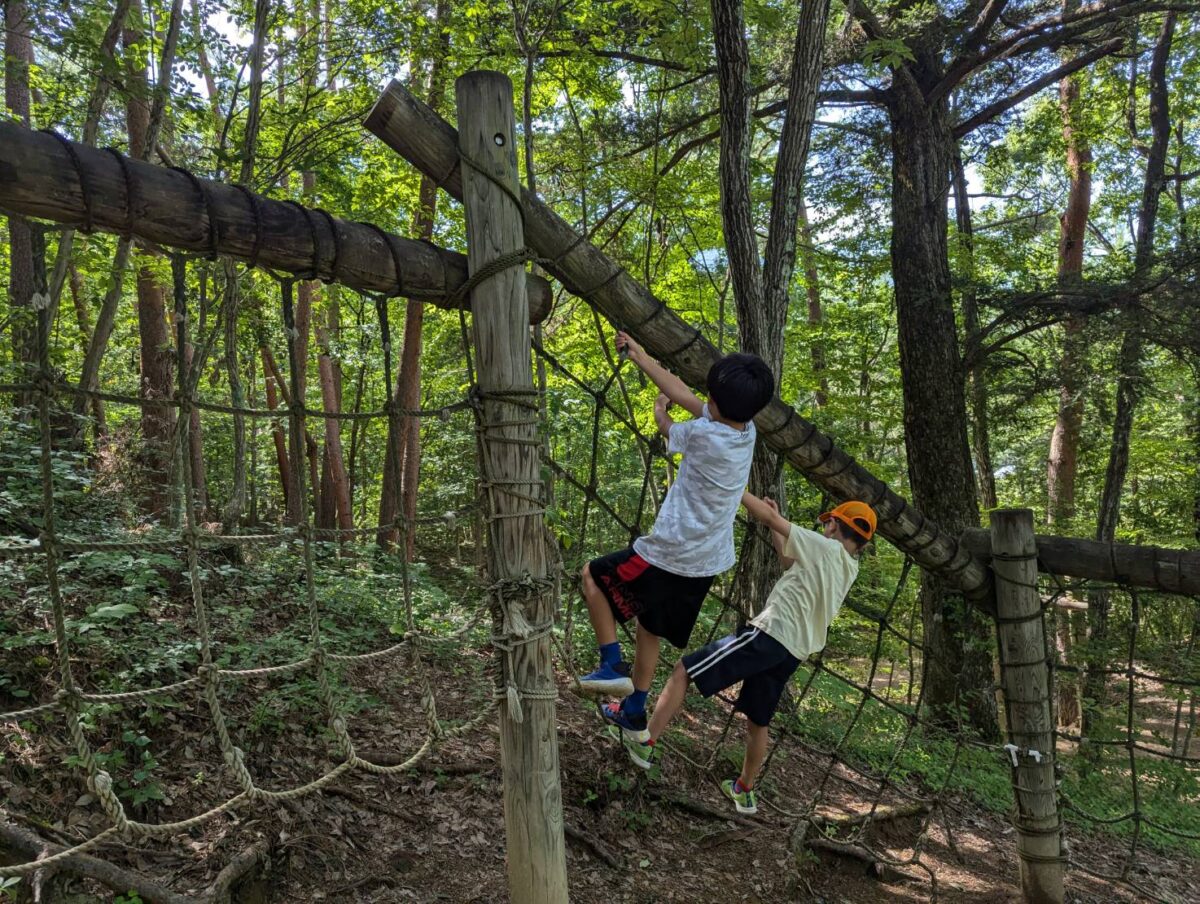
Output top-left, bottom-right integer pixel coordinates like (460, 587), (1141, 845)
(991, 508), (1064, 904)
(455, 71), (568, 903)
(0, 124), (552, 319)
(364, 79), (994, 604)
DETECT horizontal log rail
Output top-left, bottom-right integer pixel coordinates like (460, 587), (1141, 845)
(365, 80), (993, 603)
(0, 123), (551, 322)
(960, 529), (1200, 596)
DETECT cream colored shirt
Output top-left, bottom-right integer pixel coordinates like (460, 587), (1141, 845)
(749, 525), (859, 661)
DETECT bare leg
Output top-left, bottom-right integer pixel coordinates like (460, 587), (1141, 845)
(739, 721), (769, 789)
(632, 621), (660, 692)
(581, 563), (618, 648)
(647, 661), (690, 741)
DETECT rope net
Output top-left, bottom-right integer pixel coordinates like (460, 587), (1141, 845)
(0, 237), (497, 876)
(1, 185), (1196, 902)
(535, 307), (1197, 901)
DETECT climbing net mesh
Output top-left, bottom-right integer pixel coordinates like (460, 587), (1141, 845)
(0, 217), (1197, 902)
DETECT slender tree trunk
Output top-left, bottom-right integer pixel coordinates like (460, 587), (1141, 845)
(317, 338), (353, 534)
(380, 0), (450, 556)
(67, 261), (108, 433)
(798, 194), (827, 408)
(221, 0), (269, 533)
(184, 342), (209, 516)
(5, 0), (35, 410)
(261, 345), (293, 515)
(1049, 12), (1094, 724)
(1083, 11), (1176, 748)
(886, 72), (994, 739)
(951, 151), (996, 512)
(45, 0), (131, 332)
(710, 0), (831, 615)
(124, 0), (184, 518)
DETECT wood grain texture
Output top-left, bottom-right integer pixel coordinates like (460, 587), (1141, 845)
(960, 529), (1200, 596)
(0, 122), (551, 321)
(991, 509), (1064, 904)
(456, 71), (568, 903)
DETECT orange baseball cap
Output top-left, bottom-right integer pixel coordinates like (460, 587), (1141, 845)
(819, 501), (877, 541)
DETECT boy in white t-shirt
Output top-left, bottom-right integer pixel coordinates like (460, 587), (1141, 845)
(618, 492), (876, 807)
(576, 332), (774, 737)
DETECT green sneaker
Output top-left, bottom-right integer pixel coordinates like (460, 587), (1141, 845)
(721, 779), (758, 815)
(605, 723), (658, 770)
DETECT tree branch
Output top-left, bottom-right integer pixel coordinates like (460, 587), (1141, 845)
(933, 0), (1173, 99)
(952, 37), (1123, 137)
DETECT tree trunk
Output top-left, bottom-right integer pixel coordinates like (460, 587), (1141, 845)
(67, 261), (108, 434)
(317, 340), (353, 535)
(798, 194), (827, 408)
(711, 0), (831, 615)
(1049, 12), (1094, 724)
(221, 0), (269, 533)
(5, 0), (35, 410)
(184, 342), (209, 517)
(379, 0), (450, 556)
(260, 344), (293, 515)
(1084, 11), (1176, 748)
(951, 151), (996, 512)
(124, 0), (183, 518)
(887, 75), (994, 739)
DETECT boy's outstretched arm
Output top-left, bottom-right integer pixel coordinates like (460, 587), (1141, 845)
(741, 491), (795, 568)
(616, 331), (704, 417)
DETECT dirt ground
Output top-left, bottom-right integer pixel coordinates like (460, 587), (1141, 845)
(3, 644), (1194, 904)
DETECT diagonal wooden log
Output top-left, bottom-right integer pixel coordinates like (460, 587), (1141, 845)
(365, 80), (992, 603)
(0, 122), (551, 322)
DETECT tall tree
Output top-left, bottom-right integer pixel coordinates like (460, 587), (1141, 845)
(710, 0), (833, 613)
(124, 0), (184, 517)
(5, 0), (35, 409)
(378, 0), (451, 556)
(831, 0), (1136, 737)
(798, 194), (828, 408)
(1085, 11), (1177, 743)
(1048, 0), (1096, 727)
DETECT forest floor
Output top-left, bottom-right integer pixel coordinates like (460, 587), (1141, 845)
(6, 644), (1194, 903)
(2, 549), (1196, 904)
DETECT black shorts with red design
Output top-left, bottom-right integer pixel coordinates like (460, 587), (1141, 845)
(586, 546), (715, 649)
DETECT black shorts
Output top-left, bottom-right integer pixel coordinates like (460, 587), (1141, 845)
(682, 626), (801, 726)
(587, 547), (715, 649)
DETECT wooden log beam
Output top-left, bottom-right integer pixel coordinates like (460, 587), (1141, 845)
(0, 122), (551, 323)
(365, 79), (992, 603)
(960, 528), (1200, 596)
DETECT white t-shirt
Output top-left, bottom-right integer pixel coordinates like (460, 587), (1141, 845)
(750, 525), (859, 661)
(633, 404), (756, 577)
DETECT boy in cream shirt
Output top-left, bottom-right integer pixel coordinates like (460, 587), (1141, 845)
(615, 492), (876, 814)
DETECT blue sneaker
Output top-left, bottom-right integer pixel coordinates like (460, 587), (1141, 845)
(576, 661), (633, 697)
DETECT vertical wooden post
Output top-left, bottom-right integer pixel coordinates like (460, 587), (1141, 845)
(456, 71), (568, 903)
(992, 508), (1065, 904)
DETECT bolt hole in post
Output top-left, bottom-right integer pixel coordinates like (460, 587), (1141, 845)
(494, 133), (505, 146)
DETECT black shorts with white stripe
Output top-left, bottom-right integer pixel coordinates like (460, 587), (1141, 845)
(681, 625), (801, 727)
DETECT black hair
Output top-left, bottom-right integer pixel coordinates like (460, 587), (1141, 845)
(706, 353), (774, 423)
(832, 519), (871, 554)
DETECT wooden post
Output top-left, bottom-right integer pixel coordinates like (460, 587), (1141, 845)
(456, 71), (568, 902)
(991, 508), (1065, 904)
